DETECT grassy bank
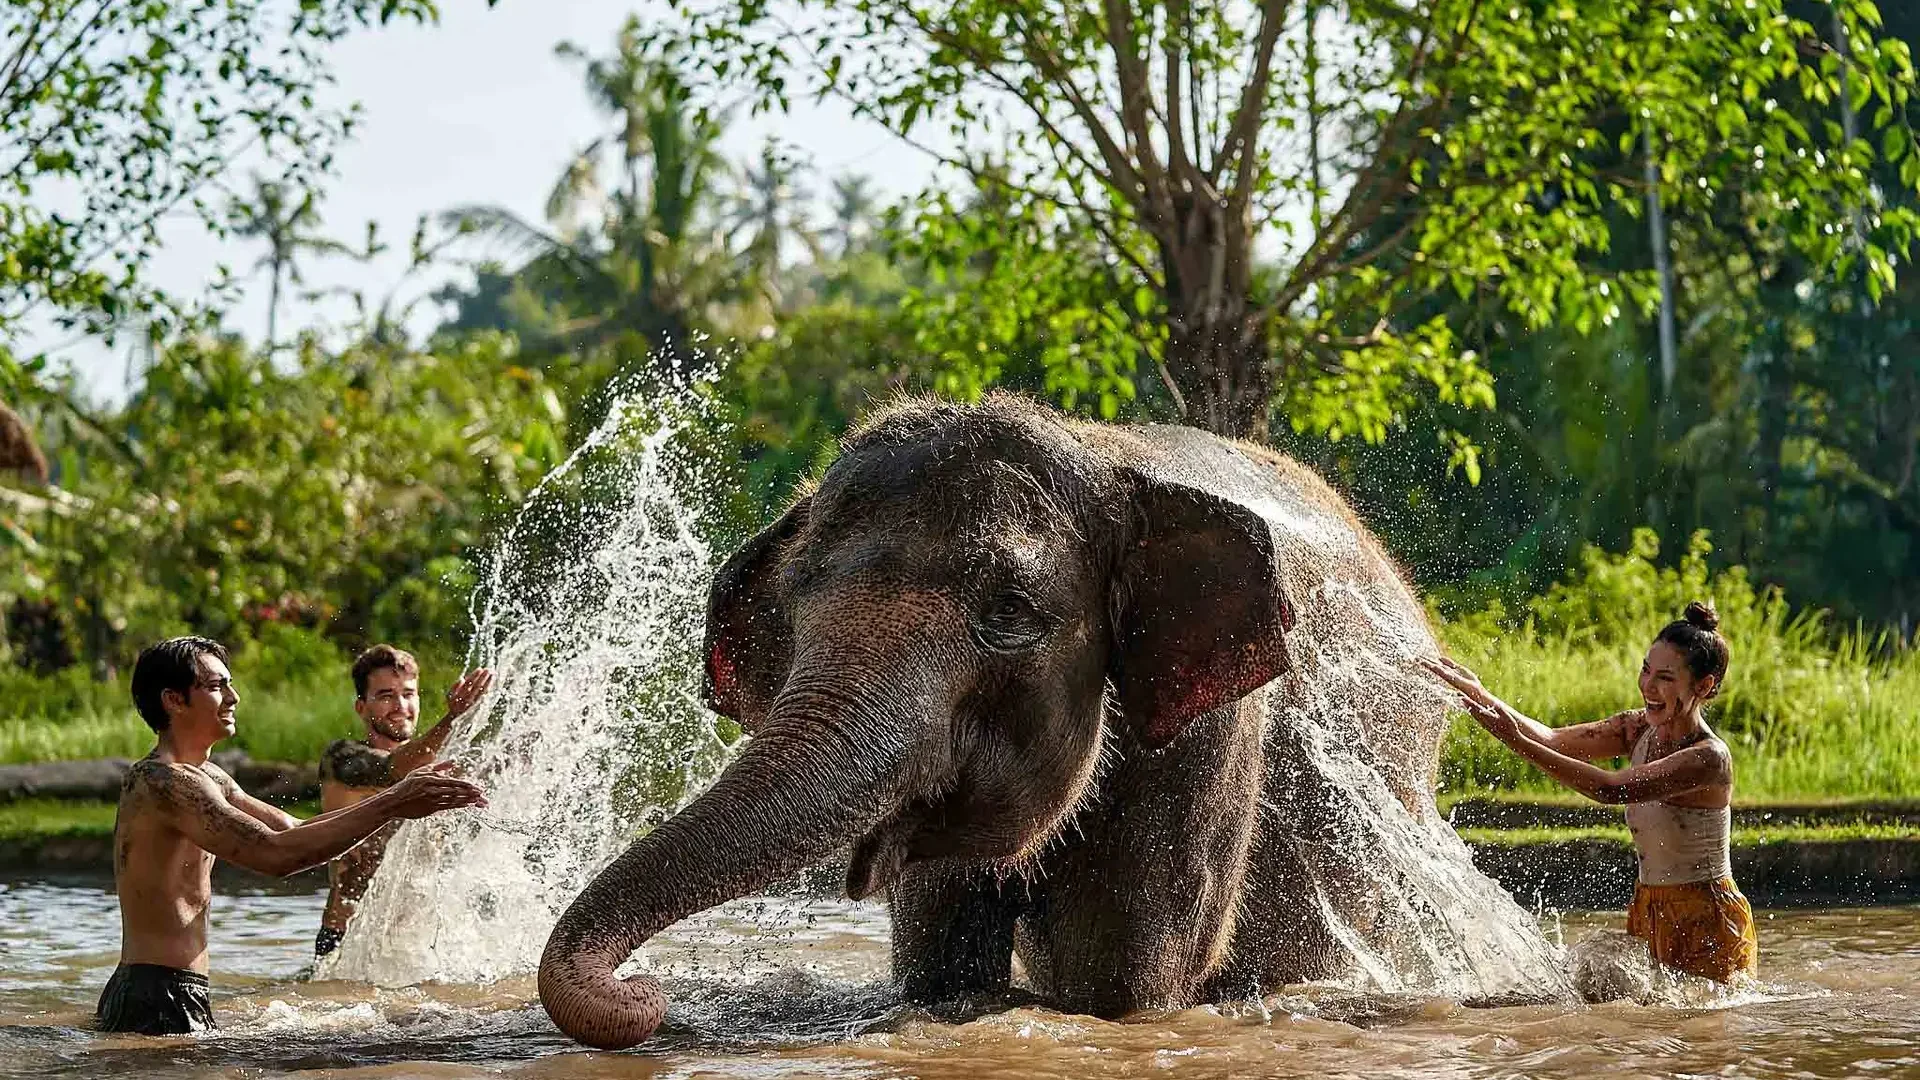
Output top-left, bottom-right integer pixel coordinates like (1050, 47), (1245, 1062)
(0, 797), (322, 840)
(1435, 530), (1920, 803)
(0, 798), (117, 839)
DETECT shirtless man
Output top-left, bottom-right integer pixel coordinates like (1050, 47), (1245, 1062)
(313, 644), (492, 959)
(103, 636), (487, 1035)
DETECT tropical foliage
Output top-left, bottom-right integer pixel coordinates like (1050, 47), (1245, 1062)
(2, 2), (1920, 806)
(0, 0), (490, 341)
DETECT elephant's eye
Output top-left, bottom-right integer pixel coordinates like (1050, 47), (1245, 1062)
(974, 591), (1049, 653)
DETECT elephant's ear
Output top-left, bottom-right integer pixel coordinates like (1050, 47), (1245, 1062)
(704, 497), (811, 729)
(1110, 476), (1295, 748)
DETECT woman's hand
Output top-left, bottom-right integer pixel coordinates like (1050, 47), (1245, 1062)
(1420, 656), (1519, 740)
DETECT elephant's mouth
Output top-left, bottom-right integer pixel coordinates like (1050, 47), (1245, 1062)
(842, 795), (1035, 901)
(845, 816), (914, 900)
(843, 744), (1106, 902)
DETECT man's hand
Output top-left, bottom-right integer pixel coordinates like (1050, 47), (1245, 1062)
(382, 760), (488, 820)
(443, 668), (493, 724)
(385, 670), (494, 781)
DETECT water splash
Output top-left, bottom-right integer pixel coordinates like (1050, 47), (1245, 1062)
(317, 366), (738, 986)
(1251, 460), (1577, 1003)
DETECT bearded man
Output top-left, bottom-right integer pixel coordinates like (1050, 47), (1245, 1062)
(313, 644), (492, 959)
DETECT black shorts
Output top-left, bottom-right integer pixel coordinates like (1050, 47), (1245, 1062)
(95, 962), (214, 1035)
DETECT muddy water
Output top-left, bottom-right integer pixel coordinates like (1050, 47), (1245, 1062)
(1, 881), (1915, 1079)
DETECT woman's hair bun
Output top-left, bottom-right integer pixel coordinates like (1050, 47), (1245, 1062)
(1683, 599), (1720, 633)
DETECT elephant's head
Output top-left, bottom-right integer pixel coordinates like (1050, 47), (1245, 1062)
(538, 395), (1297, 1048)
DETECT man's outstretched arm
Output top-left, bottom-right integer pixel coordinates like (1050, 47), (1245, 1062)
(387, 669), (492, 778)
(140, 761), (486, 877)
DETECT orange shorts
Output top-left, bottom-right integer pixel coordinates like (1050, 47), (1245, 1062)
(1626, 876), (1758, 983)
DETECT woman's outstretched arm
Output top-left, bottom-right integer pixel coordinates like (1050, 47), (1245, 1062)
(1421, 657), (1727, 804)
(1422, 657), (1638, 762)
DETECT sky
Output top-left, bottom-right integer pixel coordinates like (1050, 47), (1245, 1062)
(48, 0), (941, 401)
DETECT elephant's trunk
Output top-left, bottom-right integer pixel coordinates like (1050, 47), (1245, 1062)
(537, 683), (919, 1049)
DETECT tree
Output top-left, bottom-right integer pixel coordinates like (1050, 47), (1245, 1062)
(444, 18), (735, 366)
(725, 137), (824, 306)
(226, 176), (349, 351)
(0, 0), (492, 343)
(827, 173), (880, 257)
(643, 0), (1920, 444)
(0, 400), (47, 484)
(6, 331), (568, 669)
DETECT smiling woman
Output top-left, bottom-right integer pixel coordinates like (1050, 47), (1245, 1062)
(1424, 601), (1758, 984)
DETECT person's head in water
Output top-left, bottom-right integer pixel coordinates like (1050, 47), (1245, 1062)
(352, 644), (421, 746)
(1639, 600), (1730, 725)
(131, 637), (238, 745)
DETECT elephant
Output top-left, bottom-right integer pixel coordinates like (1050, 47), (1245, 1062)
(536, 393), (1555, 1050)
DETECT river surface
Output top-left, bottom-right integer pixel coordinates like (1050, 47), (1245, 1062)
(0, 880), (1915, 1080)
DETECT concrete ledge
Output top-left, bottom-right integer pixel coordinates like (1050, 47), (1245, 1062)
(3, 824), (1914, 911)
(1468, 837), (1920, 909)
(1447, 797), (1920, 831)
(0, 830), (326, 892)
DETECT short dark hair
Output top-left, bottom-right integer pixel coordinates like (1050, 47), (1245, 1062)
(352, 644), (419, 699)
(130, 637), (230, 732)
(1654, 600), (1731, 696)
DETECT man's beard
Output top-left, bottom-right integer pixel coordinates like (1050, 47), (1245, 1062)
(371, 715), (414, 742)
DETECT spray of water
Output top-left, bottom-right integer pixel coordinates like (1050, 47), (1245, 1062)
(1244, 466), (1576, 1003)
(317, 365), (737, 986)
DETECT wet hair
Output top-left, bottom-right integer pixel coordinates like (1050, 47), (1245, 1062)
(1654, 600), (1731, 696)
(351, 644), (419, 700)
(130, 637), (230, 732)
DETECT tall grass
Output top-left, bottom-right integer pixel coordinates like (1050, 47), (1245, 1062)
(0, 626), (464, 765)
(1437, 529), (1920, 802)
(3, 531), (1916, 804)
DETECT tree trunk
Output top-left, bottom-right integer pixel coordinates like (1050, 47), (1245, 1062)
(1163, 315), (1273, 442)
(1157, 190), (1270, 442)
(266, 263), (283, 352)
(1644, 124), (1677, 440)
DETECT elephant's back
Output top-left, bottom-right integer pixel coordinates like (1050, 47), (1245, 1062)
(1084, 422), (1446, 805)
(1089, 423), (1431, 641)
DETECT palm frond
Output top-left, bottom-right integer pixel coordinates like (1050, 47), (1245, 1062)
(441, 205), (574, 259)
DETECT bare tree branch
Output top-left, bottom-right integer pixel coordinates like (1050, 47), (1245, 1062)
(759, 8), (1158, 282)
(0, 0), (121, 184)
(1267, 0), (1480, 315)
(1162, 0), (1196, 185)
(0, 0), (66, 111)
(1006, 10), (1152, 219)
(1212, 0), (1290, 202)
(1102, 0), (1172, 220)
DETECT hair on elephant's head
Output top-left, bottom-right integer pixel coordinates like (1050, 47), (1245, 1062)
(539, 393), (1298, 1049)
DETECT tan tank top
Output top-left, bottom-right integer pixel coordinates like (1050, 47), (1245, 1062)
(1622, 725), (1732, 886)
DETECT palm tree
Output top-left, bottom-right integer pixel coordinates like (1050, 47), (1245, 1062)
(444, 21), (734, 362)
(227, 176), (347, 351)
(724, 138), (822, 308)
(826, 173), (878, 259)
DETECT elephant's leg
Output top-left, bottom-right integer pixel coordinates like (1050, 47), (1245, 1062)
(1205, 811), (1343, 999)
(887, 862), (1024, 1002)
(1038, 700), (1267, 1017)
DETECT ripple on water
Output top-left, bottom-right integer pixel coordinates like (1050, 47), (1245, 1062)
(3, 891), (1918, 1079)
